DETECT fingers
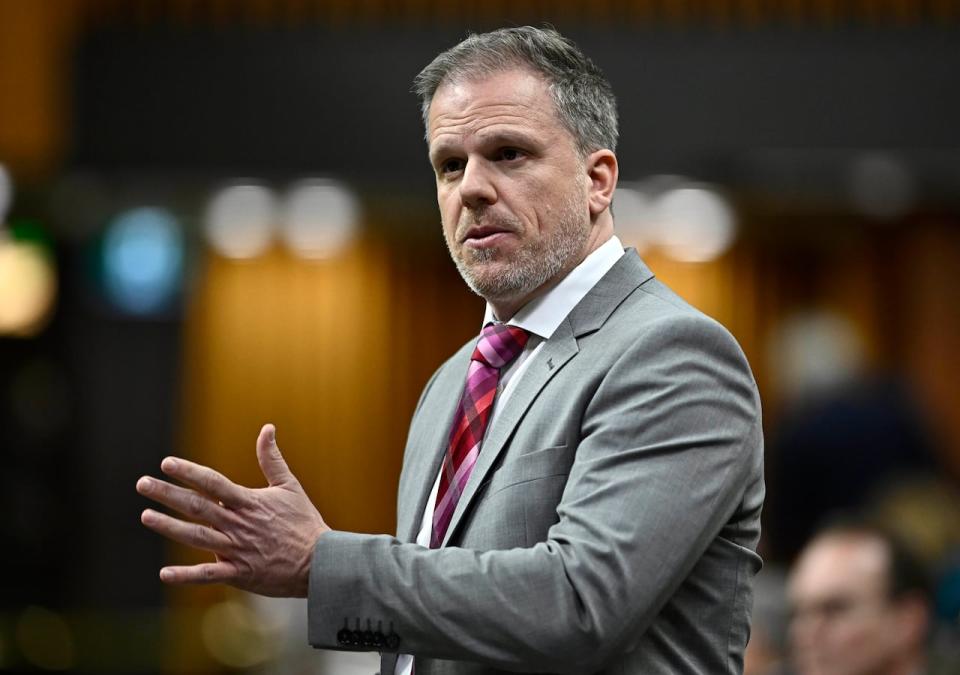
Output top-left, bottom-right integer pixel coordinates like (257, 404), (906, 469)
(136, 477), (233, 528)
(141, 508), (234, 553)
(256, 424), (294, 487)
(159, 561), (239, 585)
(159, 457), (249, 508)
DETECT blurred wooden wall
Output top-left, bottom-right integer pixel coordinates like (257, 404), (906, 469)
(0, 1), (80, 180)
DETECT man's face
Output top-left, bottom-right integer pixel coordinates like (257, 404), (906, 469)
(787, 534), (907, 675)
(426, 68), (593, 315)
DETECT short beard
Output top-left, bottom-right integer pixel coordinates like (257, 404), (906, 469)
(447, 193), (590, 308)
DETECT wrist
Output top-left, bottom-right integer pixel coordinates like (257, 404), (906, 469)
(298, 525), (328, 598)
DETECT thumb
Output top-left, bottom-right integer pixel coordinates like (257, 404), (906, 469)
(256, 424), (294, 486)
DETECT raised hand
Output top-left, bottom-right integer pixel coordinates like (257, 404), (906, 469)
(136, 424), (329, 597)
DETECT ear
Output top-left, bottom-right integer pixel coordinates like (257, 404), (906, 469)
(585, 149), (618, 219)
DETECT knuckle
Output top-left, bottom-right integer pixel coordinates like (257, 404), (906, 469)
(188, 493), (206, 516)
(212, 469), (229, 488)
(200, 472), (216, 494)
(193, 523), (211, 545)
(205, 470), (230, 497)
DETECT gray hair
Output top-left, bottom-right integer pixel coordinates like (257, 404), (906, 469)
(413, 26), (618, 156)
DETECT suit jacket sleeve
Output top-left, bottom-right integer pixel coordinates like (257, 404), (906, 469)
(307, 306), (762, 673)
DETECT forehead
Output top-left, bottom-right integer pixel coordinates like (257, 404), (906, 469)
(427, 68), (566, 147)
(789, 534), (890, 601)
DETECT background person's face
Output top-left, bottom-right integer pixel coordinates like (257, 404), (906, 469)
(787, 535), (904, 675)
(427, 68), (592, 314)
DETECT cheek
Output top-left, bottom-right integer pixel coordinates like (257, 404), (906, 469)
(438, 198), (460, 239)
(528, 180), (584, 227)
(505, 189), (548, 233)
(818, 618), (890, 670)
(788, 620), (815, 649)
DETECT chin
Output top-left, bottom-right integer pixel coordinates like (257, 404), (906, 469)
(461, 267), (525, 301)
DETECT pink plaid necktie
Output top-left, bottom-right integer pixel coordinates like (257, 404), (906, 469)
(430, 323), (530, 548)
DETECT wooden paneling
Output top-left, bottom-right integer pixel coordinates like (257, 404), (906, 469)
(0, 0), (79, 179)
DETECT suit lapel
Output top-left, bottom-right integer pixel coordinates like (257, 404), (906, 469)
(396, 342), (474, 543)
(439, 250), (654, 547)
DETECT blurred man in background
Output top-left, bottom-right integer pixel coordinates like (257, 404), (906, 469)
(787, 520), (931, 675)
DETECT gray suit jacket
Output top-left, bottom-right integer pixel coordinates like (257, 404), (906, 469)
(308, 250), (764, 674)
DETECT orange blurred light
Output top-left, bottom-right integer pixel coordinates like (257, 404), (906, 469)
(200, 598), (277, 668)
(0, 235), (57, 337)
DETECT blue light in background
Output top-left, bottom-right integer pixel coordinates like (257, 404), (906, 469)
(102, 207), (183, 315)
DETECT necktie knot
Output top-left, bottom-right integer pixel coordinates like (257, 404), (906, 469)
(472, 323), (530, 369)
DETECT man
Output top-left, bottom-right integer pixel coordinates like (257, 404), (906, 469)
(787, 521), (931, 675)
(137, 26), (764, 673)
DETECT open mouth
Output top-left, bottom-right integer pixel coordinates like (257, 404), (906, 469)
(462, 225), (516, 246)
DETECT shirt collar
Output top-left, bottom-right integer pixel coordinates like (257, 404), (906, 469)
(482, 235), (625, 339)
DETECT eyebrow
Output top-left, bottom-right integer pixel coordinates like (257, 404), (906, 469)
(474, 129), (538, 149)
(427, 141), (456, 165)
(428, 129), (539, 163)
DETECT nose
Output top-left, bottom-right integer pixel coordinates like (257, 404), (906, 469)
(458, 160), (497, 209)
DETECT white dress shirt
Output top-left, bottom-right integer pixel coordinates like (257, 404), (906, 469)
(395, 236), (624, 674)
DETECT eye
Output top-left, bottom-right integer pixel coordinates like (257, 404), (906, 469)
(438, 158), (465, 176)
(498, 147), (524, 161)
